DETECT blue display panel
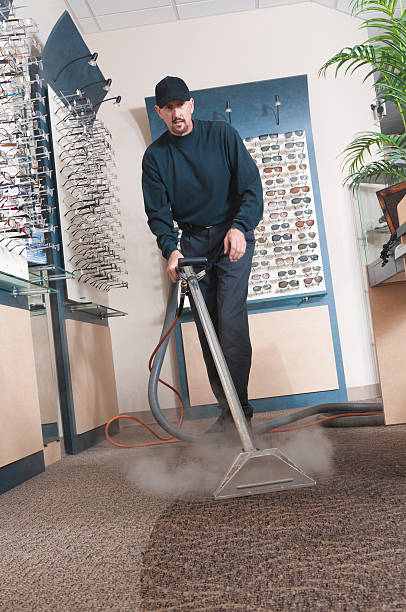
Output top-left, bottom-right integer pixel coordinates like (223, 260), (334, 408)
(41, 11), (107, 111)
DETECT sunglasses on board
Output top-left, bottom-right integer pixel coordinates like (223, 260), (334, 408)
(284, 130), (304, 139)
(276, 256), (294, 266)
(291, 196), (311, 205)
(295, 219), (315, 229)
(285, 141), (304, 149)
(260, 145), (280, 152)
(303, 276), (323, 286)
(279, 279), (299, 289)
(278, 269), (297, 277)
(297, 254), (319, 263)
(263, 166), (283, 174)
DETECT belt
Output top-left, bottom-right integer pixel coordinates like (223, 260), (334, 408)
(179, 220), (232, 234)
(178, 222), (215, 233)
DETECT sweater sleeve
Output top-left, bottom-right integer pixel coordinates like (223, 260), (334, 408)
(142, 150), (179, 259)
(226, 125), (264, 233)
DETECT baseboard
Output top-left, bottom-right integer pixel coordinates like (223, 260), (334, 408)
(42, 423), (59, 438)
(72, 420), (120, 454)
(119, 408), (180, 426)
(0, 451), (45, 495)
(347, 384), (381, 402)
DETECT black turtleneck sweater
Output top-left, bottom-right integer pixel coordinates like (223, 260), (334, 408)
(142, 119), (263, 259)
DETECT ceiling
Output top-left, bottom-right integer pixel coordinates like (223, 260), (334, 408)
(65, 0), (356, 34)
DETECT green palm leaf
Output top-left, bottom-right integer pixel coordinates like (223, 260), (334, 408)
(344, 161), (406, 189)
(320, 0), (406, 187)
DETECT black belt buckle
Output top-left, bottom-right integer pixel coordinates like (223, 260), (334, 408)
(181, 222), (195, 234)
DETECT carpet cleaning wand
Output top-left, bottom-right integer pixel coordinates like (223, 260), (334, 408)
(172, 258), (316, 500)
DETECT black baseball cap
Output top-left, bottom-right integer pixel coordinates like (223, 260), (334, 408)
(155, 76), (190, 108)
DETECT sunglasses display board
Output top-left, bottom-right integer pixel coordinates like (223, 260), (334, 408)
(244, 130), (325, 301)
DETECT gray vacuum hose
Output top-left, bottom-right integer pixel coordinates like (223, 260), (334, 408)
(317, 413), (384, 427)
(148, 281), (203, 443)
(148, 281), (384, 442)
(254, 403), (384, 434)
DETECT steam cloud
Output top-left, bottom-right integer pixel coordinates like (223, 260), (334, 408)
(124, 421), (334, 498)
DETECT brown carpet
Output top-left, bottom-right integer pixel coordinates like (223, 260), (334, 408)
(140, 425), (406, 611)
(0, 437), (170, 612)
(1, 417), (406, 611)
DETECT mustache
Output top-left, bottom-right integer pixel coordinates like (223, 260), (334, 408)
(172, 118), (185, 124)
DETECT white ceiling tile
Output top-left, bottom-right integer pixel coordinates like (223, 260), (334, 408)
(260, 0), (307, 6)
(79, 16), (101, 33)
(96, 6), (176, 29)
(65, 0), (370, 33)
(88, 0), (168, 15)
(65, 0), (92, 19)
(178, 0), (255, 20)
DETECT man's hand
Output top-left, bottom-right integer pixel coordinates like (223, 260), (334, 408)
(166, 250), (183, 283)
(224, 228), (246, 262)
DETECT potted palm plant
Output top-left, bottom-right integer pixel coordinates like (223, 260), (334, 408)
(319, 0), (406, 189)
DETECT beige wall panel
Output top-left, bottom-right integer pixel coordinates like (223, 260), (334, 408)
(65, 319), (119, 435)
(0, 305), (43, 468)
(368, 282), (406, 425)
(43, 440), (61, 467)
(182, 305), (339, 406)
(398, 196), (406, 278)
(30, 312), (58, 425)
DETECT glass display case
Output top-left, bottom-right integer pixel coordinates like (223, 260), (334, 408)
(356, 183), (391, 265)
(356, 182), (406, 286)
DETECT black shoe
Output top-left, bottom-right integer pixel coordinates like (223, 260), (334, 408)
(206, 413), (235, 435)
(206, 413), (252, 437)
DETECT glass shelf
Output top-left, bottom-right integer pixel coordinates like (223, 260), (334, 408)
(0, 270), (57, 297)
(29, 264), (75, 281)
(65, 300), (127, 319)
(356, 183), (391, 266)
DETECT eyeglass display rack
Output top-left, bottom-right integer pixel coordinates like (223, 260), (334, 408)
(37, 11), (127, 457)
(0, 6), (125, 498)
(0, 13), (55, 263)
(48, 91), (127, 302)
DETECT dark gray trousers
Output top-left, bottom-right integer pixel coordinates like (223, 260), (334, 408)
(180, 221), (255, 418)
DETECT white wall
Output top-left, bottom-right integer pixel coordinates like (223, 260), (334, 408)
(35, 2), (379, 412)
(19, 0), (67, 48)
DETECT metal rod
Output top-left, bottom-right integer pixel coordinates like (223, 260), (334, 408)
(184, 266), (256, 452)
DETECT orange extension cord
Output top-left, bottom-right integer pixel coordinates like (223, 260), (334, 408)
(105, 317), (382, 448)
(105, 316), (184, 448)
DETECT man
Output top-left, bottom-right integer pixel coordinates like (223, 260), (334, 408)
(142, 76), (263, 432)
